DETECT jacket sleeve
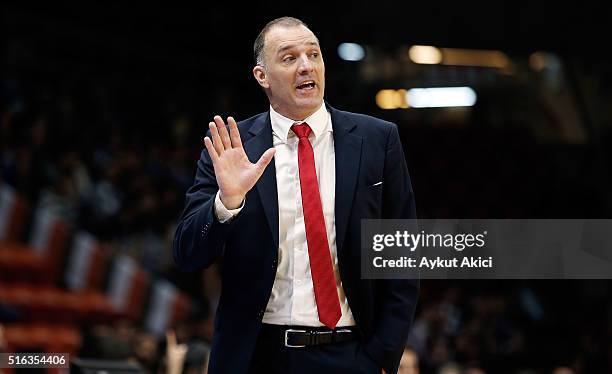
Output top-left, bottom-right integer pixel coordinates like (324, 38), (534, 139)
(173, 148), (235, 271)
(364, 123), (419, 374)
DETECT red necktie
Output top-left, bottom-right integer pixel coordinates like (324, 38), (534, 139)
(291, 123), (341, 329)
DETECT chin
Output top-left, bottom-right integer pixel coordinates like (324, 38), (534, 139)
(295, 97), (322, 111)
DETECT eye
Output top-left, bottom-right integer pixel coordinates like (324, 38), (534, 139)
(310, 52), (319, 58)
(283, 55), (296, 63)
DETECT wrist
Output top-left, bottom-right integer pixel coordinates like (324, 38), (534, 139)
(219, 192), (245, 209)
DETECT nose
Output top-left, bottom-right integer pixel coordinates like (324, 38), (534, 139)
(297, 55), (314, 74)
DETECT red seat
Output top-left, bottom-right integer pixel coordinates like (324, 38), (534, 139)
(3, 323), (82, 355)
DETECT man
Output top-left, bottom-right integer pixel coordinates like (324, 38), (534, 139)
(174, 17), (418, 374)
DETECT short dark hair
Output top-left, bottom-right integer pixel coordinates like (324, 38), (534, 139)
(253, 17), (312, 67)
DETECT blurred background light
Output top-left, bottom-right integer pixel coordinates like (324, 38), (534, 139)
(376, 89), (409, 109)
(406, 87), (477, 108)
(441, 48), (509, 68)
(408, 45), (510, 68)
(529, 51), (560, 72)
(338, 43), (365, 61)
(408, 45), (442, 64)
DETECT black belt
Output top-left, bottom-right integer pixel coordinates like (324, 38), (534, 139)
(260, 324), (359, 348)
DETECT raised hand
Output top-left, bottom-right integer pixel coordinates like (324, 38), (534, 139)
(204, 115), (275, 209)
(165, 330), (187, 374)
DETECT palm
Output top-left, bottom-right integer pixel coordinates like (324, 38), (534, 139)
(215, 147), (261, 196)
(204, 115), (275, 209)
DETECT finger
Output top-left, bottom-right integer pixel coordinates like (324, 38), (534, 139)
(166, 331), (176, 347)
(209, 122), (225, 154)
(227, 117), (243, 149)
(203, 137), (220, 164)
(255, 148), (276, 176)
(214, 115), (232, 150)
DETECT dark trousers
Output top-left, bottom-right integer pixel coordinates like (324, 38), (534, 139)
(248, 325), (380, 374)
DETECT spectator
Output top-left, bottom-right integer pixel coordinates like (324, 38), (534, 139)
(398, 346), (419, 374)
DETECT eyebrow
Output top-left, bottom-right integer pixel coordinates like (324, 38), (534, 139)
(276, 41), (320, 55)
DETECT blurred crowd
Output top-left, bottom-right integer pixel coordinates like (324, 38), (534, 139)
(0, 75), (198, 274)
(405, 281), (612, 373)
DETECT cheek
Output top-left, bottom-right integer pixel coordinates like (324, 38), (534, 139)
(271, 73), (292, 87)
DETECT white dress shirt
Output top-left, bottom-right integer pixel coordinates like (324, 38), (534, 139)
(214, 103), (355, 327)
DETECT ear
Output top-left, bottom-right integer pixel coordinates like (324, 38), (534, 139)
(253, 65), (269, 89)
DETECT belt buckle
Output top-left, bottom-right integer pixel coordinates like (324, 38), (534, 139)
(284, 329), (307, 348)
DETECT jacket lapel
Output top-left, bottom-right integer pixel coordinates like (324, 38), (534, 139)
(329, 105), (363, 255)
(244, 112), (279, 250)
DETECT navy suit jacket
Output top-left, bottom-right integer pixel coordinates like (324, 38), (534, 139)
(173, 104), (419, 374)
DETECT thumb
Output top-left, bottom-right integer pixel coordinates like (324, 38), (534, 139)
(255, 148), (276, 175)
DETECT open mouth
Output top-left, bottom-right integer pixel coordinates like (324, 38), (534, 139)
(296, 81), (316, 91)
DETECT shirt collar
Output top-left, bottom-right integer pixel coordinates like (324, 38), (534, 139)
(270, 103), (330, 142)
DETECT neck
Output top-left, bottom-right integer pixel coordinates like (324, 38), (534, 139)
(270, 103), (322, 122)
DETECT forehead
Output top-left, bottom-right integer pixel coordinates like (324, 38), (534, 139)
(265, 25), (319, 53)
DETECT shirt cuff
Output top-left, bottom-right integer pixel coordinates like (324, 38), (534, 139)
(214, 191), (245, 223)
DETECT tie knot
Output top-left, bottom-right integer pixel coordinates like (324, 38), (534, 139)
(291, 123), (312, 139)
